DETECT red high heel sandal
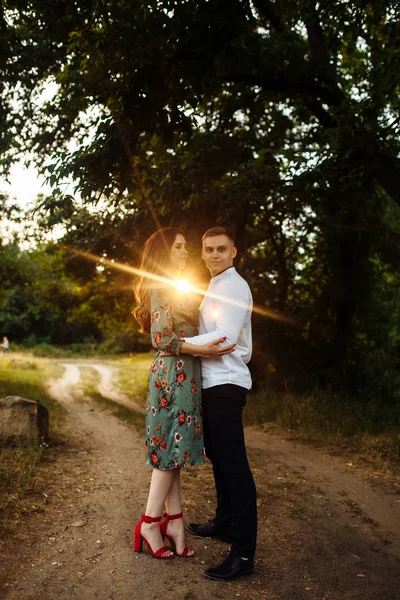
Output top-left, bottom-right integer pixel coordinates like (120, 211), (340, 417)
(160, 512), (194, 558)
(134, 515), (174, 559)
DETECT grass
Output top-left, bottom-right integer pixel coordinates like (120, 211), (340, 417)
(244, 387), (400, 481)
(111, 352), (152, 400)
(0, 441), (48, 539)
(0, 353), (65, 421)
(0, 353), (66, 541)
(11, 341), (152, 359)
(9, 342), (99, 358)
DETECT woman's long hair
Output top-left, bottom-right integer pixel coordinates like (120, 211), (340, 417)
(133, 228), (185, 333)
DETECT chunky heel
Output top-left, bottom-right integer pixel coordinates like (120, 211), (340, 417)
(160, 512), (194, 558)
(133, 526), (143, 553)
(133, 515), (174, 559)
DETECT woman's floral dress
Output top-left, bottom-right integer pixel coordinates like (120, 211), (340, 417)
(145, 283), (205, 470)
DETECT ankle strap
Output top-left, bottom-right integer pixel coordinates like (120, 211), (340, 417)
(142, 514), (162, 523)
(165, 512), (183, 520)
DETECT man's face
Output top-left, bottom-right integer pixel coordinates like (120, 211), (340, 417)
(202, 234), (237, 276)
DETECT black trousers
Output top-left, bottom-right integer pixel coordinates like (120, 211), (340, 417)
(202, 384), (257, 558)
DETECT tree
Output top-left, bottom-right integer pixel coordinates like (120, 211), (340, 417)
(1, 1), (399, 205)
(1, 0), (399, 398)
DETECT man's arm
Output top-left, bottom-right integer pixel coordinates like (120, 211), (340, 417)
(184, 284), (251, 346)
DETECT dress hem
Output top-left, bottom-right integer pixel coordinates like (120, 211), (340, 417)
(145, 459), (205, 471)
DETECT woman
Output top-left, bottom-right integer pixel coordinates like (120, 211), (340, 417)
(133, 228), (235, 559)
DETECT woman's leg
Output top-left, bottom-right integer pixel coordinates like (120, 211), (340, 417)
(164, 471), (194, 555)
(140, 468), (175, 551)
(145, 468), (175, 515)
(165, 470), (182, 514)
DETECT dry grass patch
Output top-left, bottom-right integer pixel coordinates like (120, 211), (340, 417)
(0, 353), (66, 541)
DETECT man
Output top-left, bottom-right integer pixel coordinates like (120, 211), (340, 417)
(183, 226), (257, 581)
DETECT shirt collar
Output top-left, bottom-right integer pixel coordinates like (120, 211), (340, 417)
(210, 266), (236, 282)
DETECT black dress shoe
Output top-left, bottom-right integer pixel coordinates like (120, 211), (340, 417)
(204, 552), (254, 581)
(186, 520), (233, 543)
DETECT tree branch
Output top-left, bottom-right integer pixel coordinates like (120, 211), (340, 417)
(369, 147), (400, 209)
(229, 72), (343, 106)
(251, 0), (285, 33)
(305, 4), (336, 80)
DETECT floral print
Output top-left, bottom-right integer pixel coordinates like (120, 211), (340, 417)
(145, 284), (205, 470)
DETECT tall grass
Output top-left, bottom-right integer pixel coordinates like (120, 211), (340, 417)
(244, 387), (400, 477)
(245, 387), (400, 435)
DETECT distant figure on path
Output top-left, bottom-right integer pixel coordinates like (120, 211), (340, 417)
(1, 336), (9, 353)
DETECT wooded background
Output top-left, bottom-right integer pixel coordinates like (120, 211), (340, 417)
(1, 0), (399, 415)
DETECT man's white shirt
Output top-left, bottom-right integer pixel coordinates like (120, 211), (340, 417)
(184, 266), (252, 390)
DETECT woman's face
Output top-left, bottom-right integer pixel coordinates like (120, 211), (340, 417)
(169, 233), (188, 271)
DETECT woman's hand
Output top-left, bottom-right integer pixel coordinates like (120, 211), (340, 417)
(174, 338), (236, 357)
(197, 337), (236, 357)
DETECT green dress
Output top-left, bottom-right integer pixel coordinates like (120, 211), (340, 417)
(145, 283), (205, 470)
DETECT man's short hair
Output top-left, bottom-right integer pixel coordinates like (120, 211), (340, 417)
(202, 226), (235, 243)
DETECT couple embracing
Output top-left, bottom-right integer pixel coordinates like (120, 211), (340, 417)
(133, 226), (257, 581)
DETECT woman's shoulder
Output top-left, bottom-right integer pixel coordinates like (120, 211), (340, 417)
(150, 282), (177, 303)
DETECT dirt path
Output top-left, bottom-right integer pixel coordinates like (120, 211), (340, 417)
(1, 362), (400, 599)
(248, 431), (400, 558)
(90, 363), (145, 414)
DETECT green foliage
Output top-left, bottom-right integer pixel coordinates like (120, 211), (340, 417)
(0, 230), (148, 350)
(2, 0), (399, 208)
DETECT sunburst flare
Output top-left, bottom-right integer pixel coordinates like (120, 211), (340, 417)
(73, 248), (298, 325)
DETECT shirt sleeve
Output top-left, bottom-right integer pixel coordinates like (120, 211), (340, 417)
(150, 287), (182, 355)
(184, 280), (252, 346)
